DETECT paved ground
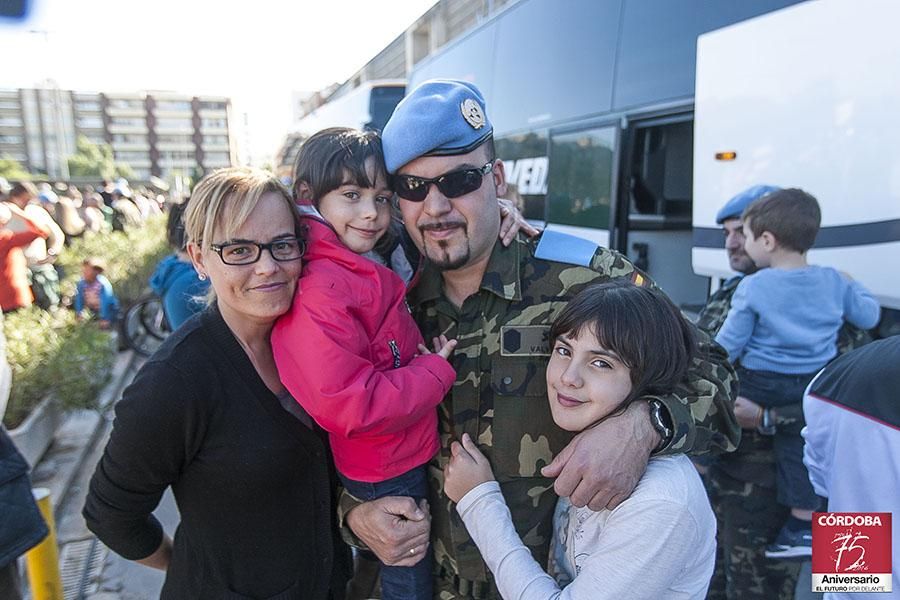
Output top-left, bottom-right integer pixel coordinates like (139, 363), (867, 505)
(15, 350), (178, 599)
(52, 401), (175, 599)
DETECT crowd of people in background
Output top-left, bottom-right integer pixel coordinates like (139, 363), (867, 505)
(0, 175), (181, 325)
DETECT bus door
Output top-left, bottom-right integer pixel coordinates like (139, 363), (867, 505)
(542, 125), (619, 249)
(616, 114), (709, 310)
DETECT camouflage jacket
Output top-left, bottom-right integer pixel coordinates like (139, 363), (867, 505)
(697, 273), (871, 487)
(409, 233), (739, 589)
(695, 276), (742, 337)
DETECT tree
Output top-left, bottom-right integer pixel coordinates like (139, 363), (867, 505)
(67, 136), (135, 180)
(0, 154), (31, 180)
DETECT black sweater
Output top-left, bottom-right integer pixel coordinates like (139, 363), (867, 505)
(83, 306), (350, 599)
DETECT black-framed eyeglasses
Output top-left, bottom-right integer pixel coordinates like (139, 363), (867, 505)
(392, 161), (494, 202)
(210, 237), (306, 266)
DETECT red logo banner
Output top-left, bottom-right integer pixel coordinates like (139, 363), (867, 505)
(812, 512), (892, 593)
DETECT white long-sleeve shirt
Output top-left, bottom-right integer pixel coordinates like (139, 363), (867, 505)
(456, 455), (716, 600)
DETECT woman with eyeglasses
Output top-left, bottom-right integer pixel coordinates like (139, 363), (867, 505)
(83, 167), (351, 600)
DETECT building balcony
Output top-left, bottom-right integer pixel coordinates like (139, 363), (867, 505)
(0, 140), (26, 151)
(108, 124), (148, 134)
(111, 141), (150, 151)
(154, 124), (194, 134)
(154, 109), (193, 119)
(158, 160), (200, 170)
(199, 126), (228, 135)
(198, 108), (227, 118)
(203, 158), (232, 169)
(106, 106), (146, 118)
(117, 158), (152, 168)
(155, 142), (195, 151)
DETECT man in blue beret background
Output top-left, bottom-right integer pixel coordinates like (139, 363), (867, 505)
(342, 78), (740, 599)
(697, 185), (873, 600)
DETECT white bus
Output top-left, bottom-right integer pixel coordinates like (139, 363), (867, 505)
(295, 80), (406, 137)
(276, 80), (406, 179)
(692, 0), (900, 332)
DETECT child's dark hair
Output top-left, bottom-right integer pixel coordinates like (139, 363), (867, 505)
(550, 281), (696, 409)
(292, 127), (389, 205)
(166, 200), (189, 251)
(292, 127), (398, 255)
(742, 188), (821, 252)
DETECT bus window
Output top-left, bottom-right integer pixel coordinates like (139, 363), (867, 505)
(367, 86), (406, 132)
(496, 132), (549, 221)
(628, 120), (692, 222)
(546, 127), (616, 230)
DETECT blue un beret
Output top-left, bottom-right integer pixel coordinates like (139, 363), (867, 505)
(382, 79), (494, 174)
(715, 185), (781, 224)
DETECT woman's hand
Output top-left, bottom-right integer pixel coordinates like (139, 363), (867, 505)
(136, 535), (173, 571)
(444, 433), (496, 503)
(417, 334), (458, 360)
(733, 395), (763, 429)
(498, 198), (540, 246)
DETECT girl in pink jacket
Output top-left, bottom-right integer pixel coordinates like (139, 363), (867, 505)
(271, 128), (456, 600)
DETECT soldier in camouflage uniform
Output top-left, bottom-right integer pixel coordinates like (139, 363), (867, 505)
(343, 79), (740, 600)
(699, 186), (872, 600)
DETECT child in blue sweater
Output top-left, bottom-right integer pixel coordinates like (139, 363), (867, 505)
(74, 257), (119, 328)
(715, 188), (880, 557)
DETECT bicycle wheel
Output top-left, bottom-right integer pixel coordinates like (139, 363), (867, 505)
(120, 295), (170, 356)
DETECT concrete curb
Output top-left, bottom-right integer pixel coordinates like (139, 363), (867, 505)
(41, 349), (141, 523)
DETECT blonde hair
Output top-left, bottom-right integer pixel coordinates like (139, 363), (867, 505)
(182, 167), (297, 305)
(183, 166), (295, 252)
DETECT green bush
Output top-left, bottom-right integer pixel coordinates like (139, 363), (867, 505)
(2, 308), (115, 429)
(57, 214), (169, 306)
(2, 215), (171, 429)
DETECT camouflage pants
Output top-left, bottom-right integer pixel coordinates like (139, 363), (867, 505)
(434, 573), (500, 600)
(706, 470), (801, 599)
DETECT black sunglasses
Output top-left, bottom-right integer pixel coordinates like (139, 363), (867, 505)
(392, 161), (494, 202)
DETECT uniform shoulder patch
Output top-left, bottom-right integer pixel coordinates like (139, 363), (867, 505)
(533, 230), (599, 267)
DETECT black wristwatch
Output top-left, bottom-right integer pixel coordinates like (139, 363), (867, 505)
(647, 399), (674, 453)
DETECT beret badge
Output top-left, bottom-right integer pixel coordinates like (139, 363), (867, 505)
(460, 98), (486, 130)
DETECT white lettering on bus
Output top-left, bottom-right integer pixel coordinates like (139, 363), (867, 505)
(503, 157), (549, 195)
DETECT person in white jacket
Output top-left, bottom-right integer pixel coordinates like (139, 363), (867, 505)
(444, 281), (716, 600)
(803, 336), (900, 599)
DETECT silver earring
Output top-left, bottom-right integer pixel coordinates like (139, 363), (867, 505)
(198, 273), (207, 281)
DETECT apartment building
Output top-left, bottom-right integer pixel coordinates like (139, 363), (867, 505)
(0, 87), (237, 181)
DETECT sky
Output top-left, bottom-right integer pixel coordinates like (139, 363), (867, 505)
(0, 0), (438, 164)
